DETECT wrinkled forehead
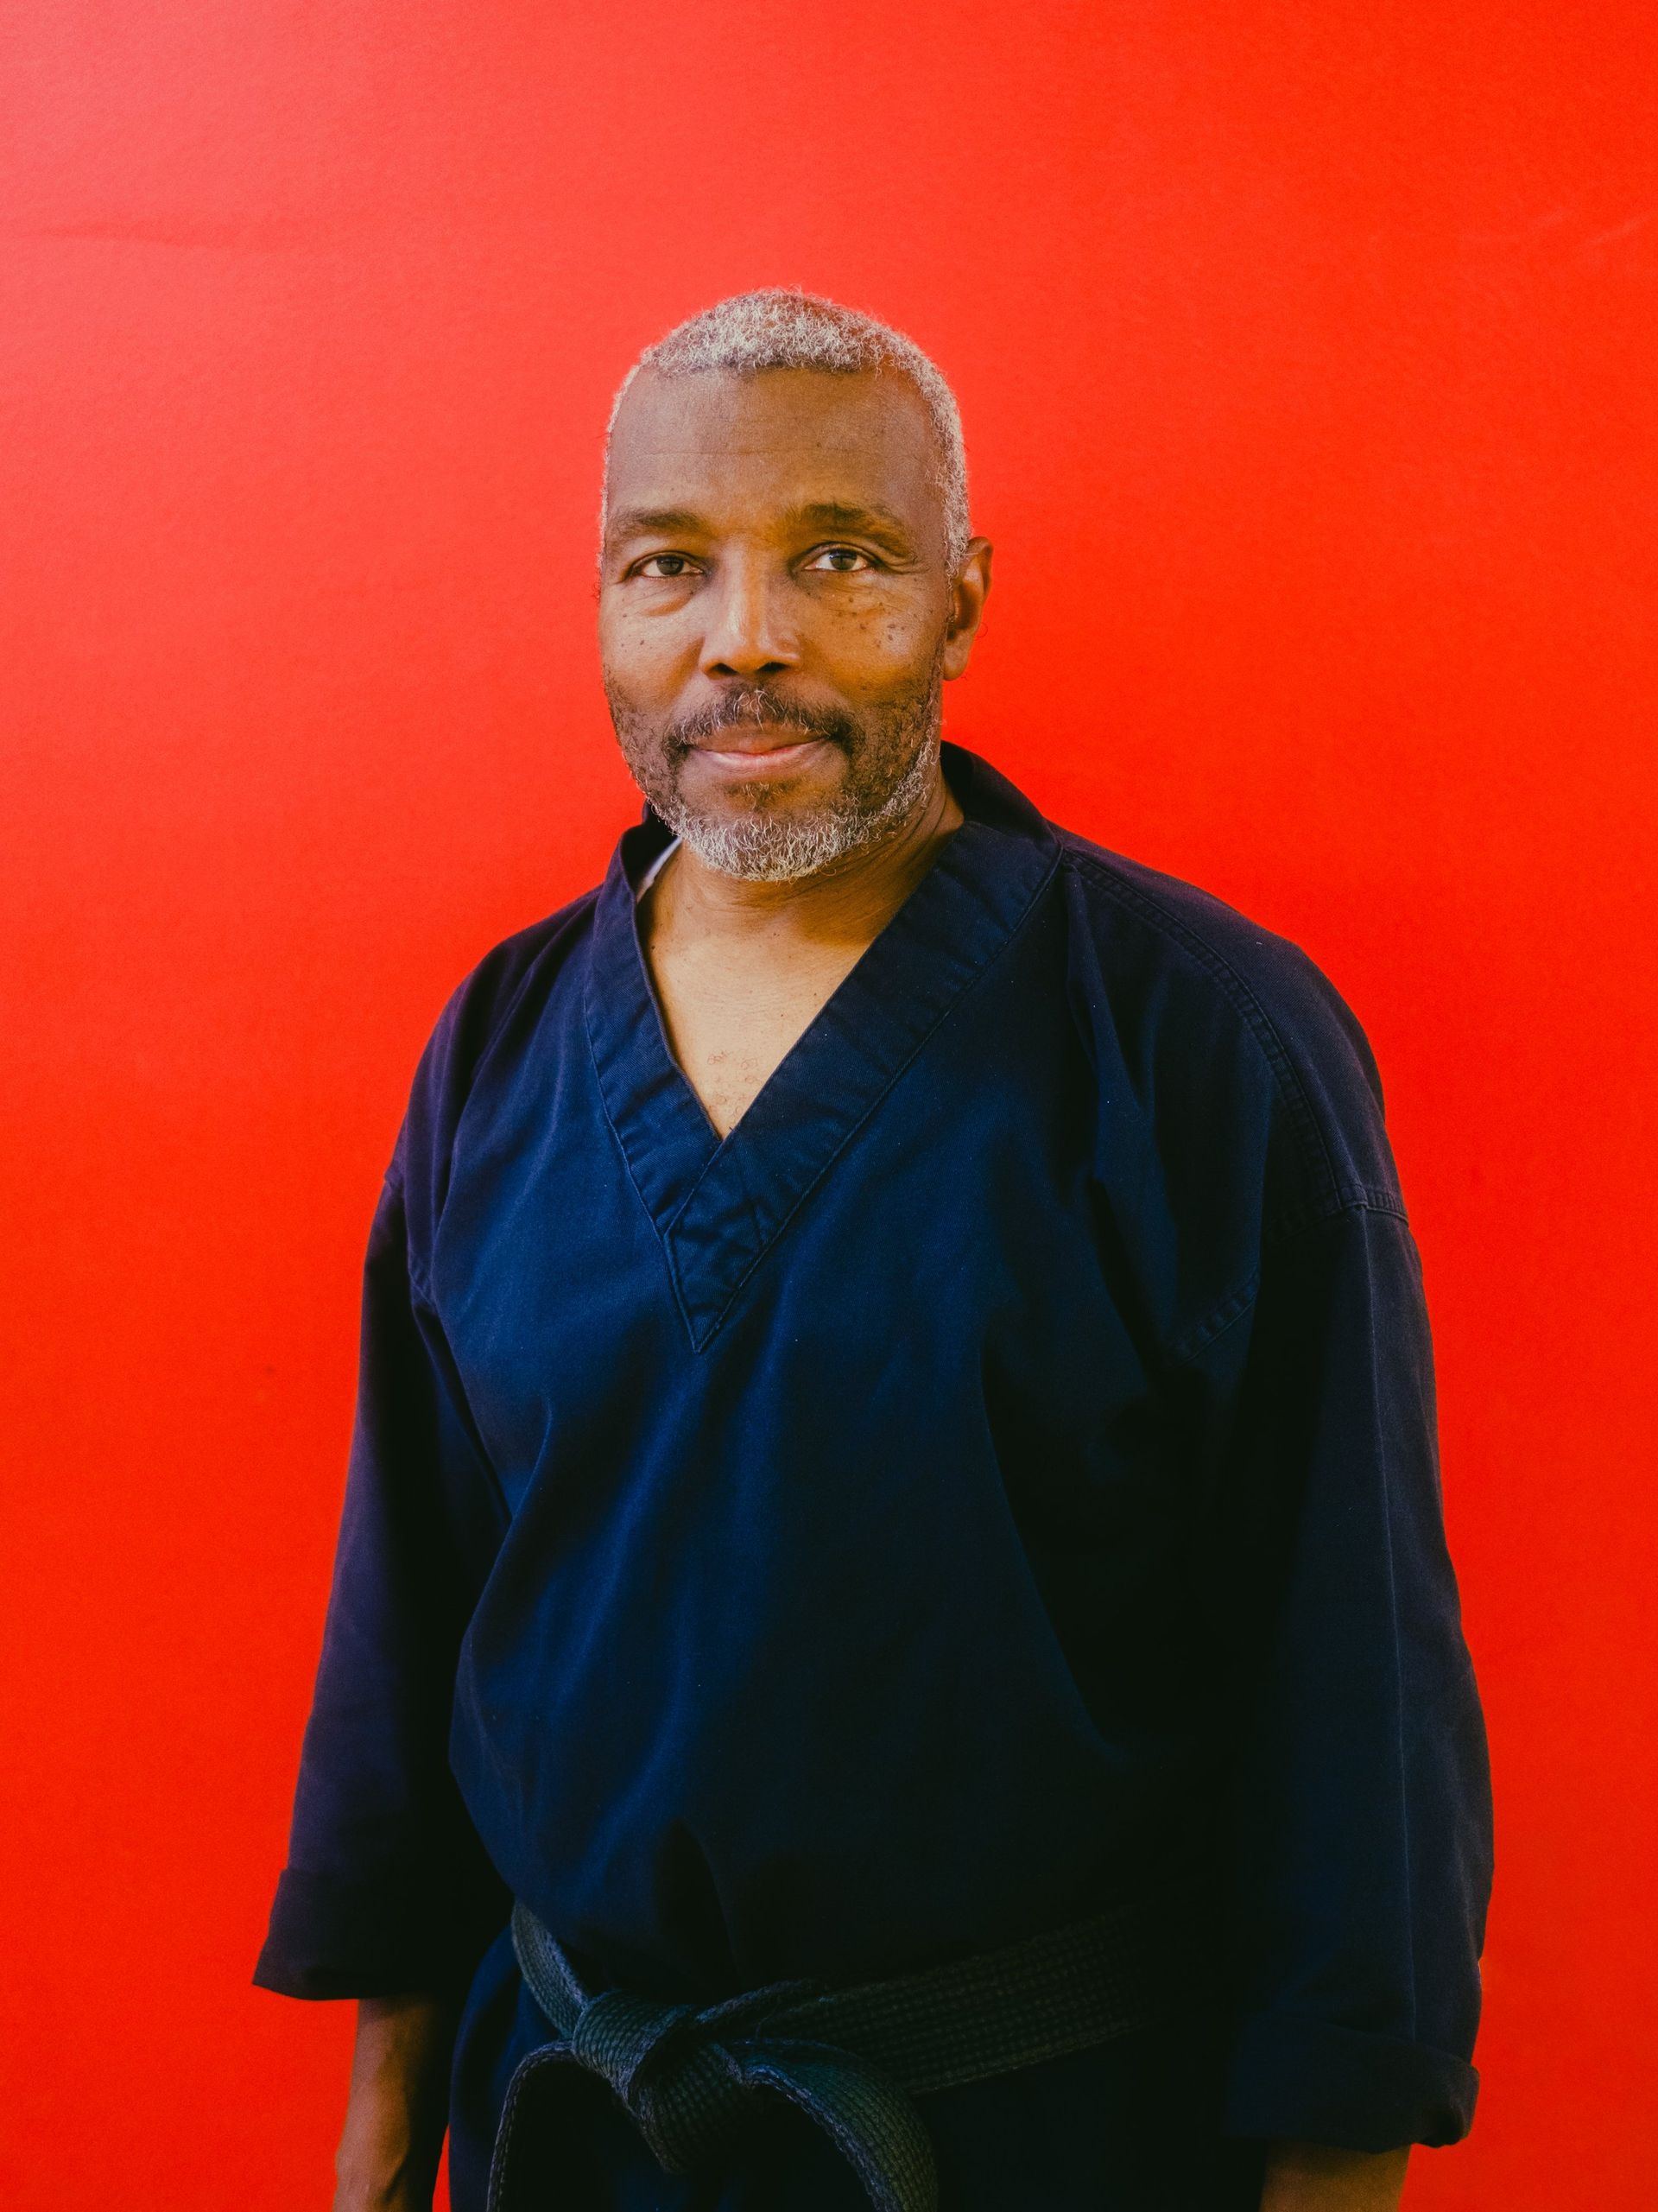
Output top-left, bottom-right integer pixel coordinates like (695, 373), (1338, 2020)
(603, 366), (947, 547)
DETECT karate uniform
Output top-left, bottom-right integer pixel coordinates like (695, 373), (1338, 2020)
(255, 745), (1492, 2209)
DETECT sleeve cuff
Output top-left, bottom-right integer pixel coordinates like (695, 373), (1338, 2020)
(252, 1863), (508, 2001)
(1223, 2011), (1480, 2149)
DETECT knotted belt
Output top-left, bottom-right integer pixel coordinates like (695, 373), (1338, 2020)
(486, 1875), (1215, 2212)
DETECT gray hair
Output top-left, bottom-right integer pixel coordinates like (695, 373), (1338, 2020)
(604, 289), (971, 569)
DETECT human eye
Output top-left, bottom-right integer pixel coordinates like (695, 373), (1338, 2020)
(631, 552), (701, 580)
(801, 544), (878, 574)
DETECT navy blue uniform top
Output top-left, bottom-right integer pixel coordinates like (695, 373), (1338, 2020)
(256, 745), (1491, 2202)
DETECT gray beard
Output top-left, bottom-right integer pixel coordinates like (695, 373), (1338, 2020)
(664, 728), (940, 882)
(610, 666), (945, 884)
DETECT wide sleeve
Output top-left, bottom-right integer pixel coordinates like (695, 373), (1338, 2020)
(253, 1157), (509, 2000)
(1207, 1200), (1493, 2150)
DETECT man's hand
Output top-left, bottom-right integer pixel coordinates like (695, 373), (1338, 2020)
(332, 1993), (456, 2212)
(1261, 2140), (1410, 2211)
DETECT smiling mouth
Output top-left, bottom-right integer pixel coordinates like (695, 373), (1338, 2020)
(689, 727), (835, 763)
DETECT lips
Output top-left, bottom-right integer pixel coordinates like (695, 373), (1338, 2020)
(682, 730), (836, 783)
(699, 741), (821, 764)
(690, 725), (828, 756)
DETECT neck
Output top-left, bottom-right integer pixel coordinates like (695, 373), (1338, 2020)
(652, 758), (965, 951)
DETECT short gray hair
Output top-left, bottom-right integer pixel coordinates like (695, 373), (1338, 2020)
(604, 288), (971, 568)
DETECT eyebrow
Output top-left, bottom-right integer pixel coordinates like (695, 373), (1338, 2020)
(604, 507), (706, 542)
(603, 500), (921, 550)
(788, 502), (917, 548)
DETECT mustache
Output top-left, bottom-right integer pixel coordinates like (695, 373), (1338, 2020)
(664, 688), (859, 752)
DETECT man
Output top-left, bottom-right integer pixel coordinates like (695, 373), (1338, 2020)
(256, 291), (1492, 2212)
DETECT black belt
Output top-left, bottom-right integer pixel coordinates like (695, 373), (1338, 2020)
(486, 1877), (1217, 2212)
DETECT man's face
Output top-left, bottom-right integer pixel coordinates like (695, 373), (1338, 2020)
(598, 366), (985, 880)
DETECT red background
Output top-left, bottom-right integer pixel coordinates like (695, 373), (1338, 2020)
(3, 5), (1655, 2204)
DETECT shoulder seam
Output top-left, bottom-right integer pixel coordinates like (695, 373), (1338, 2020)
(1062, 847), (1344, 1209)
(1169, 1192), (1411, 1366)
(1266, 1185), (1409, 1244)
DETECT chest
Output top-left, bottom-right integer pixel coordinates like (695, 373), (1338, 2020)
(426, 843), (1203, 1464)
(431, 892), (1167, 1501)
(644, 932), (870, 1138)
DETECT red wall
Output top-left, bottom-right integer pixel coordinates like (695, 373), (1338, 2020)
(3, 6), (1654, 2204)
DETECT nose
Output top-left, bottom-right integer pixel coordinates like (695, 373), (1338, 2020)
(698, 555), (799, 681)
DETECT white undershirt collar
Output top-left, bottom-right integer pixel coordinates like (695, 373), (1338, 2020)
(634, 837), (681, 903)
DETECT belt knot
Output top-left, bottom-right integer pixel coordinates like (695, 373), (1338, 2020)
(566, 1986), (693, 2097)
(566, 1985), (754, 2173)
(492, 1879), (1215, 2212)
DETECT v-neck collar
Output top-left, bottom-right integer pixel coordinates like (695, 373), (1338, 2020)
(584, 744), (1060, 1350)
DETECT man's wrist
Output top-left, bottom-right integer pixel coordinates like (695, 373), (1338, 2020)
(1259, 2139), (1411, 2212)
(333, 2098), (443, 2212)
(332, 1993), (455, 2212)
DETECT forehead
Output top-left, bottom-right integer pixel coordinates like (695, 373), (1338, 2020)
(604, 366), (944, 536)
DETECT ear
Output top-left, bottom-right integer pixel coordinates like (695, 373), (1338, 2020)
(941, 539), (993, 681)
